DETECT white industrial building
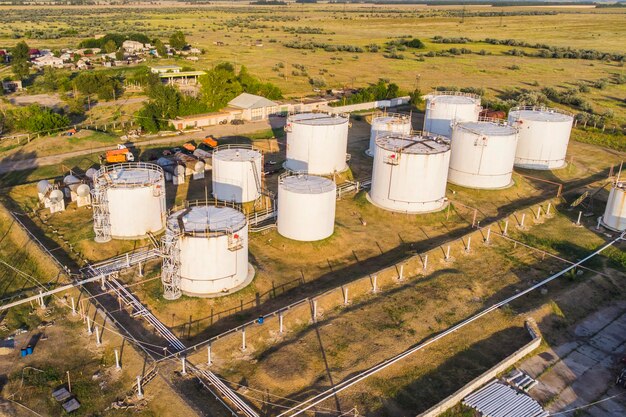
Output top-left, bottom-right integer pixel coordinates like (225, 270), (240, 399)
(284, 112), (350, 175)
(161, 203), (253, 299)
(91, 163), (166, 242)
(424, 92), (481, 138)
(601, 181), (626, 231)
(448, 120), (519, 189)
(508, 106), (574, 170)
(368, 133), (451, 213)
(277, 172), (336, 241)
(212, 145), (263, 203)
(228, 93), (279, 122)
(366, 112), (412, 157)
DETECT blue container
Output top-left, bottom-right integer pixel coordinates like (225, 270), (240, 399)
(26, 345), (33, 355)
(257, 316), (264, 324)
(20, 348), (27, 357)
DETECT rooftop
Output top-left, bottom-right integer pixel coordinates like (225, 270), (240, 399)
(457, 121), (518, 136)
(168, 205), (247, 234)
(288, 112), (348, 126)
(213, 147), (261, 162)
(228, 92), (278, 110)
(376, 134), (450, 155)
(280, 174), (336, 194)
(509, 108), (573, 123)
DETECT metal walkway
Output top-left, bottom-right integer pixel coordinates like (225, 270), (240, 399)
(81, 247), (161, 277)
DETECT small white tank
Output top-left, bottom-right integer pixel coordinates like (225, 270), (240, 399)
(37, 180), (52, 203)
(48, 189), (65, 214)
(601, 182), (626, 231)
(369, 133), (450, 213)
(285, 113), (349, 175)
(76, 184), (91, 207)
(92, 163), (166, 240)
(366, 113), (412, 157)
(508, 106), (574, 170)
(448, 120), (519, 189)
(212, 145), (262, 203)
(63, 175), (80, 199)
(424, 92), (481, 138)
(165, 204), (251, 296)
(277, 173), (336, 241)
(85, 168), (98, 180)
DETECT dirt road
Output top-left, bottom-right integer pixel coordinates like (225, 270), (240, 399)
(0, 119), (277, 175)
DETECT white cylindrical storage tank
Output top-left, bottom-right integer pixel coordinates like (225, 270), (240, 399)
(166, 203), (251, 296)
(285, 113), (349, 175)
(37, 180), (52, 202)
(212, 145), (262, 203)
(277, 173), (336, 241)
(424, 92), (481, 138)
(601, 182), (626, 231)
(508, 106), (574, 170)
(448, 120), (519, 189)
(63, 175), (80, 199)
(368, 133), (450, 213)
(76, 183), (91, 207)
(366, 113), (412, 157)
(48, 189), (65, 214)
(93, 163), (166, 240)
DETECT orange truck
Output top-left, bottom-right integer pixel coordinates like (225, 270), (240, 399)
(203, 136), (218, 148)
(105, 146), (134, 163)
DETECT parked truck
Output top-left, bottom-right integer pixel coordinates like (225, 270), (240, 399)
(103, 145), (134, 164)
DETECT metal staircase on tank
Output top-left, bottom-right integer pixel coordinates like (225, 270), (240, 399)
(249, 159), (276, 210)
(160, 233), (182, 301)
(92, 185), (111, 243)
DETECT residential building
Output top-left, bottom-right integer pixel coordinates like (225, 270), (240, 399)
(122, 40), (145, 53)
(33, 55), (64, 69)
(169, 112), (234, 130)
(2, 80), (23, 93)
(150, 65), (182, 74)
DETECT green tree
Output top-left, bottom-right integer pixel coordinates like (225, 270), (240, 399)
(11, 40), (30, 80)
(409, 88), (423, 107)
(73, 72), (122, 101)
(199, 64), (242, 111)
(155, 39), (168, 57)
(103, 40), (118, 54)
(16, 105), (70, 134)
(169, 31), (187, 50)
(115, 48), (125, 61)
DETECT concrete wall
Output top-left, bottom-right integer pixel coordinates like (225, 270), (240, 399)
(416, 322), (542, 417)
(325, 96), (411, 114)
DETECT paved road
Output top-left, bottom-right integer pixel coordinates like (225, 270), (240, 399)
(0, 120), (276, 175)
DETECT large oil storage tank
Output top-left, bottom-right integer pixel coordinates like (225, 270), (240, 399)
(508, 106), (574, 170)
(448, 120), (519, 189)
(424, 92), (481, 138)
(285, 113), (349, 175)
(601, 181), (626, 231)
(161, 203), (252, 298)
(277, 172), (336, 241)
(92, 163), (166, 242)
(368, 132), (451, 213)
(212, 145), (262, 203)
(366, 113), (412, 157)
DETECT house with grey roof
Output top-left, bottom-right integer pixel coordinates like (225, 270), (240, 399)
(227, 93), (278, 121)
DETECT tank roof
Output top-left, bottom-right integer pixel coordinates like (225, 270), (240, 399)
(430, 94), (479, 104)
(288, 112), (348, 126)
(168, 205), (246, 234)
(509, 108), (573, 123)
(373, 115), (411, 125)
(280, 174), (336, 194)
(457, 121), (518, 136)
(213, 147), (261, 162)
(97, 163), (163, 187)
(376, 134), (450, 155)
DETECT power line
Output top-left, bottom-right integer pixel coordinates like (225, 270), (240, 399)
(550, 392), (626, 415)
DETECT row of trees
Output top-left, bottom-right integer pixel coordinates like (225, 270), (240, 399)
(1, 105), (70, 135)
(78, 31), (187, 53)
(331, 79), (401, 107)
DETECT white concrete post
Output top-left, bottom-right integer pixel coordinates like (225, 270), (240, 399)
(398, 264), (404, 281)
(445, 245), (451, 261)
(138, 262), (143, 277)
(181, 357), (187, 375)
(520, 213), (526, 228)
(372, 275), (378, 293)
(95, 326), (101, 345)
(486, 227), (491, 244)
(536, 206), (542, 219)
(596, 218), (602, 230)
(423, 254), (428, 271)
(279, 313), (284, 334)
(126, 253), (130, 267)
(115, 349), (121, 370)
(312, 300), (318, 322)
(207, 345), (212, 366)
(343, 287), (349, 305)
(100, 275), (106, 291)
(504, 220), (509, 236)
(136, 375), (143, 399)
(466, 237), (471, 253)
(86, 316), (93, 335)
(546, 203), (552, 217)
(241, 328), (246, 351)
(576, 211), (582, 226)
(39, 291), (45, 309)
(71, 297), (76, 316)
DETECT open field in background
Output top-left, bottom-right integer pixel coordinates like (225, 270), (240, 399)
(0, 4), (625, 126)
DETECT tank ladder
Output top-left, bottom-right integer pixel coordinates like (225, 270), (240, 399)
(160, 232), (182, 300)
(92, 185), (111, 243)
(227, 228), (244, 252)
